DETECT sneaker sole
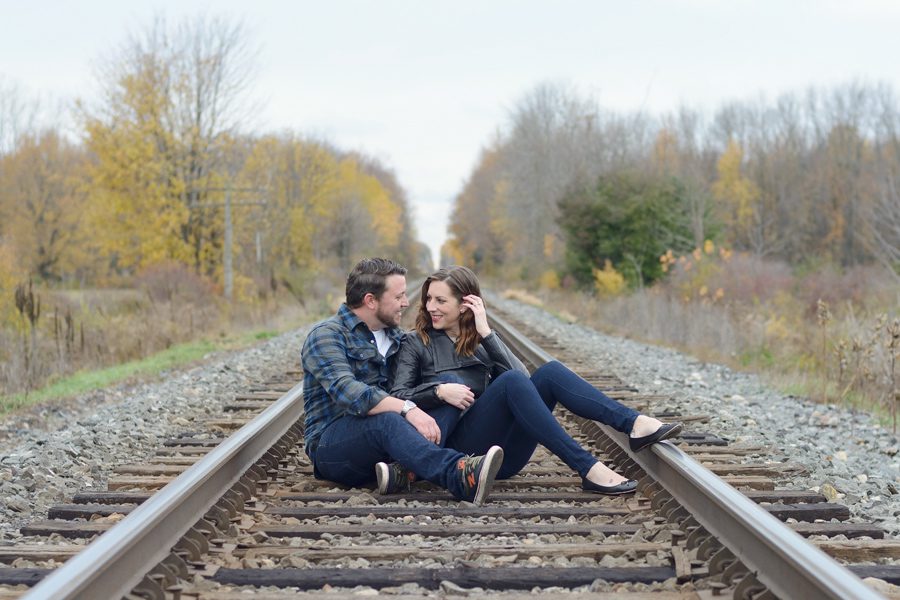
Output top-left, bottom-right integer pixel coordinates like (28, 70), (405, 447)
(375, 462), (390, 495)
(473, 445), (504, 505)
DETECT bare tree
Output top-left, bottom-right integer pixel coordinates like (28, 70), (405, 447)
(0, 78), (38, 156)
(448, 80), (900, 280)
(865, 87), (900, 280)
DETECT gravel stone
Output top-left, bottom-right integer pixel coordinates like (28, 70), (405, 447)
(0, 326), (309, 537)
(5, 292), (900, 565)
(489, 293), (900, 535)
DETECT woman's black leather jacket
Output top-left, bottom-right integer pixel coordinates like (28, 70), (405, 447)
(390, 329), (529, 409)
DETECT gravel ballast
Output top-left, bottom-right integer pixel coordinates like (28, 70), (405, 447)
(0, 327), (309, 539)
(3, 297), (900, 544)
(490, 294), (900, 536)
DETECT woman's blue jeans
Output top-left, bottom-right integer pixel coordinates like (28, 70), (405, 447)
(444, 361), (639, 479)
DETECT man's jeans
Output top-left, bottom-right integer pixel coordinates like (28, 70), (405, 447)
(445, 360), (639, 479)
(311, 411), (469, 498)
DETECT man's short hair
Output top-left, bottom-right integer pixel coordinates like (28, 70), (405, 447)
(346, 258), (407, 308)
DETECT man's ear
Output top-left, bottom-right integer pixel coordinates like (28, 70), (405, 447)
(363, 292), (378, 309)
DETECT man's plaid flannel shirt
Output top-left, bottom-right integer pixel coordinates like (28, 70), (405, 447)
(301, 303), (403, 458)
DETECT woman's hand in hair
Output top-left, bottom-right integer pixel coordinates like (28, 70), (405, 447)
(462, 295), (491, 338)
(437, 383), (476, 411)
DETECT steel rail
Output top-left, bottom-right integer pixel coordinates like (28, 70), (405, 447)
(489, 310), (883, 600)
(24, 381), (305, 600)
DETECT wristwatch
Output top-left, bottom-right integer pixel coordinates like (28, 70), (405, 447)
(400, 399), (417, 418)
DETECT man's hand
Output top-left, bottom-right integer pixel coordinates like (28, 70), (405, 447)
(406, 408), (441, 444)
(437, 383), (475, 411)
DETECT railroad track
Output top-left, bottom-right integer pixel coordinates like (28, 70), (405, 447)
(3, 302), (899, 599)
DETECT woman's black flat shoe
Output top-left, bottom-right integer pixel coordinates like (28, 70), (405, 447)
(581, 477), (637, 495)
(629, 422), (684, 452)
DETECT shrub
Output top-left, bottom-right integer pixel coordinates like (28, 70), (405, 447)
(0, 242), (26, 329)
(135, 261), (215, 305)
(662, 246), (793, 306)
(592, 260), (625, 297)
(559, 172), (696, 289)
(538, 270), (560, 290)
(796, 265), (891, 316)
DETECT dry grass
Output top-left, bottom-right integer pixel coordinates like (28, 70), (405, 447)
(510, 255), (899, 425)
(0, 265), (329, 398)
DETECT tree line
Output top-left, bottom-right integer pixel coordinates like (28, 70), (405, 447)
(444, 82), (900, 288)
(0, 15), (428, 307)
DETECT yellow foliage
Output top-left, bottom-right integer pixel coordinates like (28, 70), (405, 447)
(664, 245), (732, 305)
(764, 313), (791, 342)
(81, 95), (192, 272)
(490, 178), (516, 258)
(441, 240), (465, 266)
(501, 288), (544, 307)
(538, 270), (560, 290)
(238, 136), (409, 275)
(231, 273), (260, 305)
(592, 260), (625, 297)
(652, 128), (679, 174)
(0, 242), (26, 327)
(712, 140), (760, 244)
(351, 161), (401, 248)
(0, 132), (88, 279)
(543, 234), (555, 259)
(659, 249), (676, 273)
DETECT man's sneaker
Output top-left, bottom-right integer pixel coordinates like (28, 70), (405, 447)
(458, 445), (504, 505)
(375, 461), (415, 494)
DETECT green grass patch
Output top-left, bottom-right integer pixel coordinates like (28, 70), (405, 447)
(0, 325), (286, 417)
(737, 345), (775, 369)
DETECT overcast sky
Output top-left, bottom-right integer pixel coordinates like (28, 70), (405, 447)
(3, 1), (900, 265)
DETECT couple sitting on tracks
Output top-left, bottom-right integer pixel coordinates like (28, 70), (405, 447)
(301, 258), (682, 505)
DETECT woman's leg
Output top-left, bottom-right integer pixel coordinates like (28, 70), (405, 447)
(427, 404), (463, 448)
(530, 361), (641, 433)
(446, 370), (601, 480)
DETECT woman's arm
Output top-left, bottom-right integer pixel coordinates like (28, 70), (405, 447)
(390, 334), (444, 408)
(481, 331), (529, 376)
(461, 293), (528, 377)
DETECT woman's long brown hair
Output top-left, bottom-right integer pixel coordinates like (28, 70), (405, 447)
(414, 265), (482, 357)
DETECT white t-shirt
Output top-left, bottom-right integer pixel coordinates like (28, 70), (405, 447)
(372, 329), (393, 357)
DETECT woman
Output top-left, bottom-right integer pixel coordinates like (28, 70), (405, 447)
(390, 265), (682, 495)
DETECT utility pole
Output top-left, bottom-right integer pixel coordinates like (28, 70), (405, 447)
(192, 184), (267, 301)
(223, 186), (232, 300)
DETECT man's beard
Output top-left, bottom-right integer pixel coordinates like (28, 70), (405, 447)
(376, 305), (401, 328)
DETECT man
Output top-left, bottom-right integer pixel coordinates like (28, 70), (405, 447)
(301, 257), (503, 505)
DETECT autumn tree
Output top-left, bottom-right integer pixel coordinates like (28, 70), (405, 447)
(237, 134), (420, 295)
(656, 108), (719, 248)
(0, 132), (88, 281)
(80, 14), (257, 277)
(446, 82), (651, 279)
(449, 80), (900, 282)
(447, 143), (512, 272)
(711, 139), (766, 253)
